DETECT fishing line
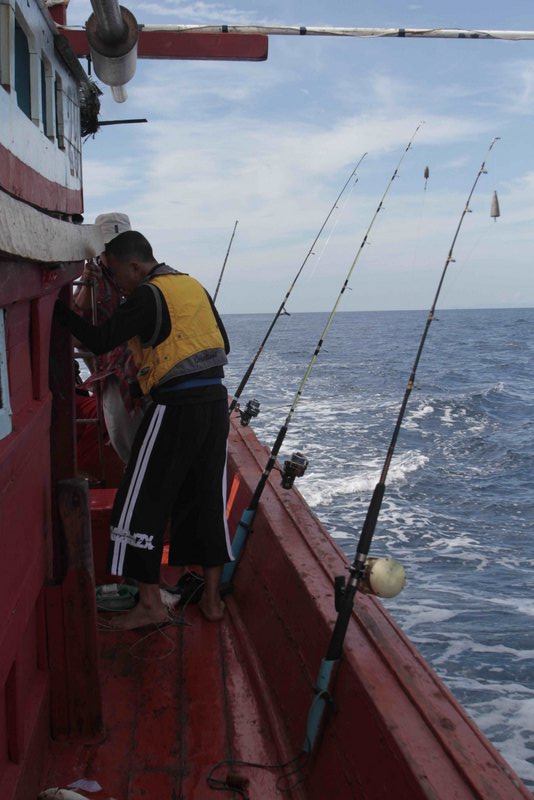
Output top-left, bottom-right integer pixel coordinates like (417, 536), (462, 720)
(408, 165), (432, 275)
(223, 123), (422, 585)
(228, 154), (367, 415)
(206, 752), (309, 798)
(302, 135), (500, 755)
(448, 195), (501, 295)
(303, 172), (360, 283)
(213, 219), (238, 303)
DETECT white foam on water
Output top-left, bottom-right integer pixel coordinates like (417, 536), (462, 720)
(445, 686), (534, 790)
(427, 636), (534, 667)
(487, 595), (534, 618)
(392, 602), (459, 631)
(300, 451), (428, 508)
(404, 402), (434, 429)
(388, 452), (429, 484)
(440, 405), (455, 425)
(300, 472), (376, 506)
(330, 530), (358, 541)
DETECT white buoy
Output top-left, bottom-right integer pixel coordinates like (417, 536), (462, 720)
(360, 557), (406, 598)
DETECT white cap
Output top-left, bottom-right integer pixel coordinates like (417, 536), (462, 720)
(94, 212), (131, 244)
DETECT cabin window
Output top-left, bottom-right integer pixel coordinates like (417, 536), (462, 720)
(0, 4), (11, 92)
(0, 311), (12, 440)
(14, 18), (31, 118)
(55, 72), (65, 149)
(41, 56), (53, 138)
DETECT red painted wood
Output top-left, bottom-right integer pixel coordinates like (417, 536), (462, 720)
(0, 143), (82, 214)
(224, 419), (532, 800)
(178, 614), (228, 798)
(89, 488), (117, 584)
(39, 422), (533, 800)
(0, 264), (84, 798)
(57, 479), (102, 737)
(31, 296), (52, 401)
(0, 402), (51, 686)
(0, 370), (53, 799)
(0, 261), (43, 305)
(42, 596), (185, 797)
(44, 585), (70, 738)
(5, 301), (33, 415)
(49, 285), (77, 579)
(12, 677), (49, 800)
(0, 668), (49, 800)
(63, 29), (268, 61)
(221, 605), (307, 799)
(48, 3), (66, 26)
(5, 663), (22, 764)
(0, 261), (80, 307)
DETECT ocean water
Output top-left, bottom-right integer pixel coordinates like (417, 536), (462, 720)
(222, 308), (534, 792)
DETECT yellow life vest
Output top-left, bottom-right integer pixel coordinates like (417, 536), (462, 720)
(128, 274), (226, 395)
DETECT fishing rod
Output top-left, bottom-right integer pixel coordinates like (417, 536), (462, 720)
(228, 154), (366, 417)
(302, 135), (501, 754)
(213, 219), (238, 303)
(222, 124), (422, 585)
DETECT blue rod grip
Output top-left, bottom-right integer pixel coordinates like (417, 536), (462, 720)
(302, 658), (336, 753)
(221, 507), (256, 584)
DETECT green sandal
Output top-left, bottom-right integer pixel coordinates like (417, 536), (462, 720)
(96, 583), (139, 611)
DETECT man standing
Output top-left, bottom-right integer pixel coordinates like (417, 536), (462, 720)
(55, 230), (233, 628)
(74, 212), (145, 464)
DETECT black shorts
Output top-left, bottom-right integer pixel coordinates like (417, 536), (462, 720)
(108, 397), (233, 583)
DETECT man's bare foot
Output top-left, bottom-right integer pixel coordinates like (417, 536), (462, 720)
(104, 580), (171, 631)
(107, 605), (170, 631)
(198, 596), (225, 622)
(198, 564), (225, 621)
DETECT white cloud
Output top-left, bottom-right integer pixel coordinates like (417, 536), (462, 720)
(500, 59), (534, 114)
(77, 0), (534, 312)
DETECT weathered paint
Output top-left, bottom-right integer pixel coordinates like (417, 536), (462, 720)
(0, 0), (82, 205)
(223, 419), (532, 800)
(0, 191), (105, 262)
(39, 418), (532, 800)
(0, 148), (82, 215)
(63, 28), (269, 61)
(0, 250), (83, 800)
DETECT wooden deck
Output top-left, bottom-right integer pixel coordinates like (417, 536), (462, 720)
(41, 569), (306, 799)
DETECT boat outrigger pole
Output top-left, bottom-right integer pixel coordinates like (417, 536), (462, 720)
(228, 155), (366, 416)
(303, 136), (501, 754)
(213, 219), (238, 303)
(223, 125), (421, 586)
(142, 23), (534, 42)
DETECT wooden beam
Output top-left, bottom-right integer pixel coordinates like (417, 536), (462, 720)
(57, 479), (103, 737)
(62, 29), (268, 61)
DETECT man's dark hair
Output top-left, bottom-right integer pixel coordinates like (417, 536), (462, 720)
(105, 230), (155, 263)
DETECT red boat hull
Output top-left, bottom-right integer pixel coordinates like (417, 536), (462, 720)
(37, 415), (532, 800)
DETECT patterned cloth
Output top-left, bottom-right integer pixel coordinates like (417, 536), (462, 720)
(77, 266), (141, 413)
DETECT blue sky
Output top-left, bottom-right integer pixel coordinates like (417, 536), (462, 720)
(68, 1), (534, 313)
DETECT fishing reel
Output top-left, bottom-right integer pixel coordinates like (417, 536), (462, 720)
(239, 398), (260, 426)
(281, 451), (309, 489)
(334, 557), (406, 607)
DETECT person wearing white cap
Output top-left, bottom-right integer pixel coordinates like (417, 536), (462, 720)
(56, 230), (232, 628)
(73, 212), (145, 464)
